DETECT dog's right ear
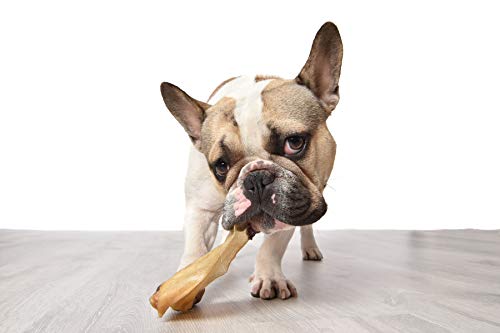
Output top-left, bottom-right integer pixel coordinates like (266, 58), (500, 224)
(160, 82), (211, 149)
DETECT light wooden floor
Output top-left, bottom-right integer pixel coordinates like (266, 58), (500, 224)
(1, 229), (499, 333)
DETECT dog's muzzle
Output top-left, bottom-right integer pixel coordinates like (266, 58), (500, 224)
(221, 159), (327, 232)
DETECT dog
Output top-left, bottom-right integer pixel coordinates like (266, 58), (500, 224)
(160, 22), (342, 302)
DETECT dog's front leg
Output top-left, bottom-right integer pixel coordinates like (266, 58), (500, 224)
(178, 203), (219, 270)
(250, 228), (297, 300)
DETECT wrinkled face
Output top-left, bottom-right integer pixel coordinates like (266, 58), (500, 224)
(200, 77), (336, 233)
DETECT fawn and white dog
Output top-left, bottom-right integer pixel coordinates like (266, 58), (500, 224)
(160, 22), (342, 301)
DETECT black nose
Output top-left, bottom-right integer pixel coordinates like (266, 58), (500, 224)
(243, 170), (275, 196)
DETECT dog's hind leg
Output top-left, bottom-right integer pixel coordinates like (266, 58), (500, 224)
(300, 225), (323, 261)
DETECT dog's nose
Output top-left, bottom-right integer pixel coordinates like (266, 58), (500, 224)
(243, 170), (275, 196)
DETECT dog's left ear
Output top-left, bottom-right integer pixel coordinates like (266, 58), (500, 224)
(160, 82), (211, 150)
(296, 22), (343, 115)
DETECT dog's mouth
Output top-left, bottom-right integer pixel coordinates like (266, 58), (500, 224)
(231, 215), (266, 239)
(232, 213), (293, 236)
(246, 224), (258, 239)
(244, 218), (262, 239)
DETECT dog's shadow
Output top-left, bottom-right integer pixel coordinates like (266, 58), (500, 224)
(161, 298), (252, 322)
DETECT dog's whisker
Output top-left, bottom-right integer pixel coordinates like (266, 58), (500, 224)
(325, 183), (337, 192)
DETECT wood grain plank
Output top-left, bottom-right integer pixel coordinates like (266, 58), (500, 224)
(1, 229), (499, 333)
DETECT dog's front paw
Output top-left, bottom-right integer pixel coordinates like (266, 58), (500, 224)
(249, 272), (298, 300)
(302, 246), (323, 261)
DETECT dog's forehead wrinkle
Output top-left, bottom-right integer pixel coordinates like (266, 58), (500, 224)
(208, 76), (274, 157)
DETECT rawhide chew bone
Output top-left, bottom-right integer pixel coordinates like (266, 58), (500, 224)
(149, 226), (251, 316)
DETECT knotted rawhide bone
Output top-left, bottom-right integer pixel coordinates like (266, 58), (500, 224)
(149, 225), (254, 317)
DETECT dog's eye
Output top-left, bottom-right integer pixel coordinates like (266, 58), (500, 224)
(284, 136), (306, 155)
(214, 159), (230, 180)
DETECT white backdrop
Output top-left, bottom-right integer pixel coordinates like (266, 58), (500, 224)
(1, 1), (499, 230)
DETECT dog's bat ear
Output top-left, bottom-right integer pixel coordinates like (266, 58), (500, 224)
(296, 22), (343, 115)
(160, 82), (211, 149)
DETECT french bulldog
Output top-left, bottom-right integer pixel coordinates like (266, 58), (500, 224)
(160, 22), (342, 301)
